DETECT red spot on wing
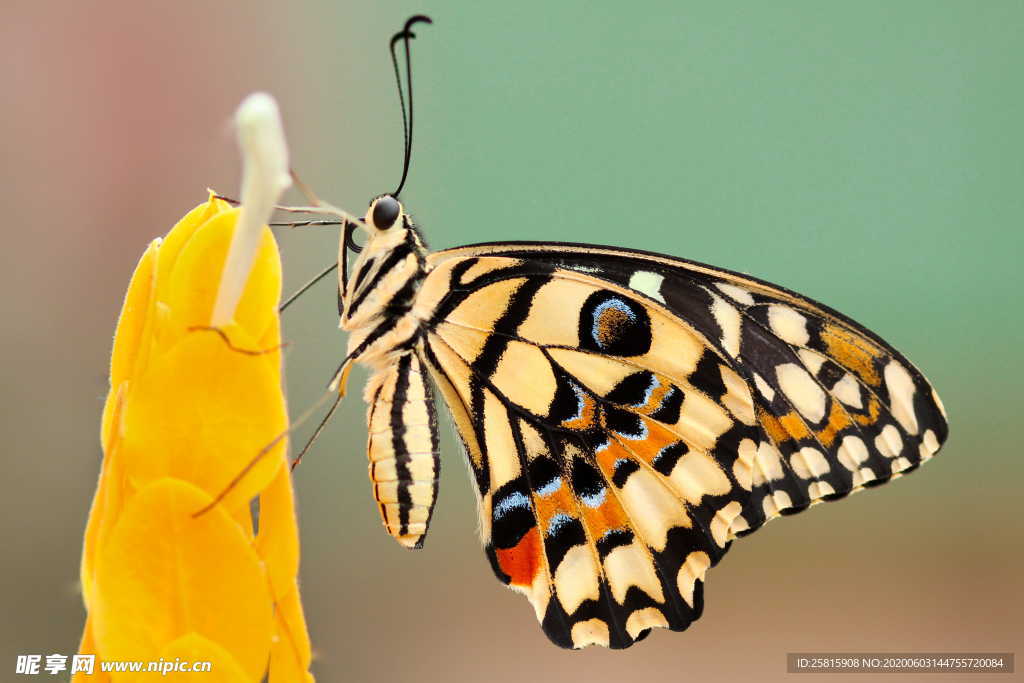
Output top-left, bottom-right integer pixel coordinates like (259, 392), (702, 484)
(495, 526), (542, 588)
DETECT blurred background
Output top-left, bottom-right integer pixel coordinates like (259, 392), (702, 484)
(2, 1), (1021, 681)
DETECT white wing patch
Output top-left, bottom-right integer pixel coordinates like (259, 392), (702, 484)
(752, 372), (776, 402)
(713, 282), (755, 306)
(710, 294), (742, 358)
(767, 304), (811, 347)
(884, 361), (919, 435)
(628, 270), (666, 303)
(831, 372), (863, 409)
(776, 362), (827, 423)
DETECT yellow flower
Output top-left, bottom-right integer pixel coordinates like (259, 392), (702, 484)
(77, 95), (313, 681)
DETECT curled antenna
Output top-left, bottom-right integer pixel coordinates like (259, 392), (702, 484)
(389, 14), (433, 196)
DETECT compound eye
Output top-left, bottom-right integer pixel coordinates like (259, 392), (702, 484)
(371, 195), (401, 230)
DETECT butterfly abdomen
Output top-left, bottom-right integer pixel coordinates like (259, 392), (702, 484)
(365, 352), (441, 549)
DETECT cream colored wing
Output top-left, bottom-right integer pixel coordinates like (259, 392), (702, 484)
(411, 245), (946, 648)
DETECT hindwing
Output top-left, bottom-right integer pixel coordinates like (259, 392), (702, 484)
(413, 243), (947, 649)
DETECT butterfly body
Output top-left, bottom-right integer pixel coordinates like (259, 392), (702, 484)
(335, 194), (948, 649)
(337, 197), (439, 548)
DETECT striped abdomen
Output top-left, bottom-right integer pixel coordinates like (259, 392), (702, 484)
(366, 352), (440, 548)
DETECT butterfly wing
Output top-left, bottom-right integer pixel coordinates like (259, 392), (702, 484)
(412, 243), (947, 649)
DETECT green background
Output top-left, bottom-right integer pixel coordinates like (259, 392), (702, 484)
(2, 1), (1021, 681)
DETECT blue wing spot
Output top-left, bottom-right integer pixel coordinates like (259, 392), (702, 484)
(566, 382), (586, 422)
(580, 486), (608, 508)
(612, 458), (641, 487)
(652, 441), (688, 476)
(547, 512), (575, 537)
(536, 476), (563, 497)
(621, 419), (648, 441)
(596, 527), (634, 557)
(639, 374), (661, 407)
(493, 491), (531, 520)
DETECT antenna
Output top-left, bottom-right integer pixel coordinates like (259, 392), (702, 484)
(389, 15), (433, 196)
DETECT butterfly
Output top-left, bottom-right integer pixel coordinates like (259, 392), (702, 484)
(310, 15), (948, 649)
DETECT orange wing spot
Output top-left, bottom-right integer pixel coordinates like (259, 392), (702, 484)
(585, 441), (639, 538)
(603, 416), (678, 465)
(634, 374), (675, 415)
(640, 419), (680, 463)
(816, 400), (853, 446)
(759, 406), (812, 444)
(583, 507), (631, 543)
(533, 479), (578, 534)
(779, 411), (813, 440)
(821, 323), (882, 386)
(594, 439), (631, 475)
(561, 393), (599, 430)
(597, 306), (629, 343)
(580, 485), (631, 539)
(758, 407), (791, 444)
(853, 396), (882, 426)
(496, 527), (542, 588)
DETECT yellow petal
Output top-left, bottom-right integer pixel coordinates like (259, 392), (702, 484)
(159, 632), (252, 682)
(92, 478), (273, 680)
(153, 195), (233, 307)
(118, 328), (287, 514)
(148, 196), (232, 352)
(159, 208), (234, 344)
(83, 384), (128, 606)
(255, 311), (286, 382)
(269, 585), (315, 683)
(162, 212), (280, 350)
(255, 461), (299, 600)
(104, 239), (159, 446)
(228, 225), (282, 343)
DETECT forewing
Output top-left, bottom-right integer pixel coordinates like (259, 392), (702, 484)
(430, 243), (948, 497)
(415, 245), (947, 649)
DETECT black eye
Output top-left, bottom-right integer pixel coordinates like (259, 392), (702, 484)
(372, 196), (401, 230)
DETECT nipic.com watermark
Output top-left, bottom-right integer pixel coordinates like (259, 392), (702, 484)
(15, 654), (213, 676)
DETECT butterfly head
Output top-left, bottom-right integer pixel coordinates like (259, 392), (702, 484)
(367, 194), (404, 231)
(357, 193), (424, 249)
(337, 193), (427, 330)
(347, 193), (422, 264)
